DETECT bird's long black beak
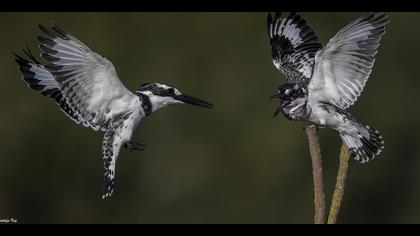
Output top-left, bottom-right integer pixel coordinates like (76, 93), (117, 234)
(273, 106), (281, 117)
(175, 95), (214, 108)
(270, 93), (282, 117)
(269, 94), (283, 99)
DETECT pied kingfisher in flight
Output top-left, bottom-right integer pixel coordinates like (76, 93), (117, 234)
(15, 22), (214, 199)
(267, 12), (389, 163)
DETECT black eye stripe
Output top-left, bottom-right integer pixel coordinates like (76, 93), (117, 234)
(138, 83), (178, 97)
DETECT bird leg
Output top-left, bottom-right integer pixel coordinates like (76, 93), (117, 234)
(303, 124), (321, 131)
(124, 141), (147, 151)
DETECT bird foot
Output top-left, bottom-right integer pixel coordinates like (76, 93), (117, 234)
(303, 124), (320, 131)
(124, 141), (147, 151)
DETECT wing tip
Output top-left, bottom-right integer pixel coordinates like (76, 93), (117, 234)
(363, 12), (391, 27)
(23, 44), (41, 64)
(274, 12), (282, 21)
(373, 12), (391, 24)
(50, 21), (69, 39)
(267, 12), (273, 27)
(38, 21), (69, 40)
(38, 23), (51, 36)
(13, 51), (25, 63)
(13, 45), (41, 66)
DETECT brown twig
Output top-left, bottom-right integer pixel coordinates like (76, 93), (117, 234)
(304, 125), (326, 224)
(327, 143), (351, 224)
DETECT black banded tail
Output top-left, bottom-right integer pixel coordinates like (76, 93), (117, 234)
(340, 125), (384, 163)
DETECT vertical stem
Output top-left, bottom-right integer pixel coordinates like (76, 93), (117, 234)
(304, 125), (326, 224)
(327, 143), (351, 224)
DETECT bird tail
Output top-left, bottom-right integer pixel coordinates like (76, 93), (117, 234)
(339, 124), (384, 163)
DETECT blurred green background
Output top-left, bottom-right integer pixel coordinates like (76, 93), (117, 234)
(0, 12), (419, 224)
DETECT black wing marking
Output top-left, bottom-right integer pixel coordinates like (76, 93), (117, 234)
(37, 22), (133, 132)
(14, 48), (81, 124)
(267, 12), (323, 83)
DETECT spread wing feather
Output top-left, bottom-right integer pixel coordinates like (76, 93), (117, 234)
(37, 22), (135, 131)
(267, 12), (323, 83)
(308, 13), (390, 109)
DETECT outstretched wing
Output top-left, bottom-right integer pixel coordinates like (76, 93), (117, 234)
(267, 12), (323, 83)
(308, 13), (390, 109)
(15, 48), (83, 124)
(37, 22), (135, 131)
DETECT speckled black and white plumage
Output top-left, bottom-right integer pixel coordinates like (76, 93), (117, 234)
(15, 23), (146, 199)
(37, 23), (134, 132)
(267, 12), (323, 83)
(101, 114), (133, 199)
(15, 22), (213, 199)
(269, 13), (389, 163)
(315, 101), (384, 163)
(274, 83), (309, 121)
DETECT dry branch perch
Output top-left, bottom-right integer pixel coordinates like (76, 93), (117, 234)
(327, 143), (351, 224)
(304, 125), (326, 224)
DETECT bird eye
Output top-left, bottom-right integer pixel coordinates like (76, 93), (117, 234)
(168, 88), (175, 95)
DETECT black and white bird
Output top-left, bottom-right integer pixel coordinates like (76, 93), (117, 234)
(267, 12), (389, 163)
(14, 22), (214, 199)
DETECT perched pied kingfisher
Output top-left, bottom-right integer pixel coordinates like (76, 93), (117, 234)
(267, 12), (389, 163)
(14, 22), (214, 199)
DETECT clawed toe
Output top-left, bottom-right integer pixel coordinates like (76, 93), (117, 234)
(124, 141), (147, 151)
